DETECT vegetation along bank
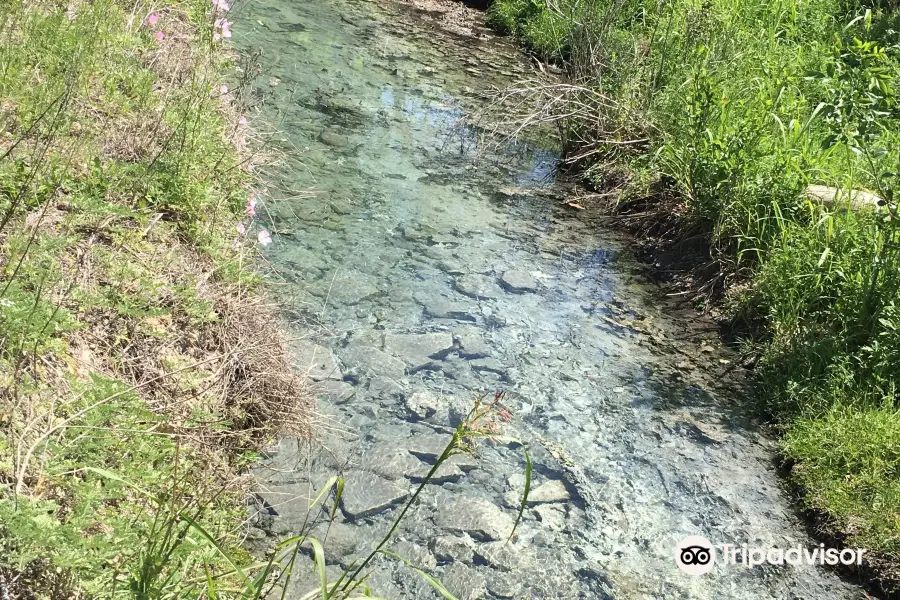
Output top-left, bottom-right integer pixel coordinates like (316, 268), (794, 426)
(0, 0), (311, 596)
(485, 0), (900, 591)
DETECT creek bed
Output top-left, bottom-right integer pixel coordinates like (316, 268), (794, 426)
(237, 1), (864, 598)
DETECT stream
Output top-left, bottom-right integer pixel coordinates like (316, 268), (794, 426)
(236, 0), (866, 598)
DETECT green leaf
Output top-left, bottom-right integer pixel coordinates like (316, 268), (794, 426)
(509, 446), (531, 542)
(309, 537), (328, 599)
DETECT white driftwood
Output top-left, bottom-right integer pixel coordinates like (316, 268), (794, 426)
(805, 185), (885, 212)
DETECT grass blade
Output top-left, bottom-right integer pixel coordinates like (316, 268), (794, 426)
(308, 537), (328, 599)
(509, 445), (531, 542)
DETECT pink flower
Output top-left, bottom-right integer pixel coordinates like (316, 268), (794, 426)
(245, 196), (257, 218)
(212, 0), (230, 12)
(257, 229), (272, 246)
(236, 221), (246, 235)
(220, 84), (228, 95)
(155, 31), (165, 41)
(239, 115), (247, 126)
(214, 17), (232, 40)
(148, 13), (160, 26)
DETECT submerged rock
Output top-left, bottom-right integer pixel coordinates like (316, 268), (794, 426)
(316, 379), (356, 404)
(340, 473), (409, 520)
(318, 129), (350, 147)
(319, 520), (359, 565)
(339, 345), (406, 380)
(473, 540), (520, 572)
(453, 274), (503, 300)
(500, 270), (539, 293)
(532, 504), (567, 531)
(314, 269), (379, 306)
(408, 461), (465, 484)
(469, 357), (508, 378)
(384, 332), (454, 371)
(367, 376), (406, 402)
(430, 535), (474, 565)
(433, 497), (514, 541)
(405, 390), (440, 419)
(527, 480), (570, 505)
(441, 562), (488, 600)
(290, 340), (343, 381)
(364, 441), (424, 480)
(453, 325), (491, 358)
(414, 292), (478, 322)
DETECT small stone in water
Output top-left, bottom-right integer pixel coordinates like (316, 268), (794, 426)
(319, 129), (350, 147)
(499, 270), (539, 293)
(405, 390), (439, 419)
(527, 480), (570, 505)
(454, 274), (503, 300)
(430, 535), (474, 565)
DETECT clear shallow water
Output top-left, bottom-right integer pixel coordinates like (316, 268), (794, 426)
(236, 1), (866, 598)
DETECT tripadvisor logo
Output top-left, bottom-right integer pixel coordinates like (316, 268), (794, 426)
(675, 536), (716, 575)
(674, 536), (867, 575)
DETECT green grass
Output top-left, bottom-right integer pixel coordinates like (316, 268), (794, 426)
(0, 0), (267, 595)
(488, 0), (900, 587)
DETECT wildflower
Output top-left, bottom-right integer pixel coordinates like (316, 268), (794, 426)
(221, 84), (228, 95)
(155, 31), (165, 41)
(239, 115), (247, 126)
(212, 0), (230, 12)
(236, 221), (246, 235)
(213, 17), (232, 40)
(148, 13), (160, 26)
(245, 196), (257, 218)
(257, 229), (272, 246)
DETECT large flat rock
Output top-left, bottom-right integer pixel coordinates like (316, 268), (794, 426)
(340, 473), (409, 520)
(339, 345), (406, 380)
(290, 340), (342, 381)
(527, 480), (570, 505)
(453, 274), (503, 300)
(453, 325), (491, 359)
(433, 497), (514, 542)
(413, 292), (478, 322)
(384, 332), (454, 371)
(364, 441), (424, 480)
(313, 269), (379, 306)
(500, 270), (539, 293)
(408, 435), (479, 471)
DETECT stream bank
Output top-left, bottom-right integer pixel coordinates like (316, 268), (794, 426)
(239, 0), (869, 598)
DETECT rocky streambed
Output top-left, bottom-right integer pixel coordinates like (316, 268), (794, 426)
(237, 0), (868, 598)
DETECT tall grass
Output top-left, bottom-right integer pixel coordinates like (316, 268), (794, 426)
(0, 0), (309, 596)
(487, 0), (900, 588)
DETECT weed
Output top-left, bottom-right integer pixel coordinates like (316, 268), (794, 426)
(0, 0), (310, 596)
